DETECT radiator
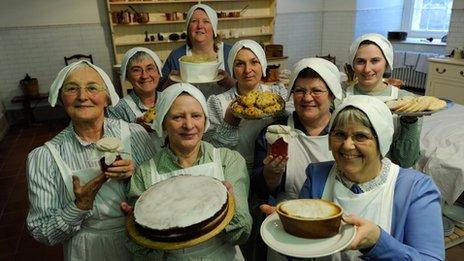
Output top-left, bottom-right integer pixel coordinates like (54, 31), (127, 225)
(391, 67), (427, 90)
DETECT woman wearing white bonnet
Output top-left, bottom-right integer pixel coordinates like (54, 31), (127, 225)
(159, 3), (235, 97)
(127, 83), (252, 260)
(262, 95), (444, 260)
(205, 39), (288, 171)
(346, 33), (421, 168)
(253, 57), (343, 202)
(26, 60), (156, 260)
(107, 47), (164, 151)
(250, 58), (342, 260)
(107, 47), (163, 123)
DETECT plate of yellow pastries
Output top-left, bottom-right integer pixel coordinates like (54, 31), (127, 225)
(136, 107), (156, 132)
(385, 96), (452, 117)
(231, 90), (285, 120)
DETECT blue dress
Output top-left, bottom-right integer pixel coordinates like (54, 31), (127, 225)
(299, 161), (445, 260)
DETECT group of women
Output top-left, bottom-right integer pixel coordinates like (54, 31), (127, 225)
(25, 3), (444, 261)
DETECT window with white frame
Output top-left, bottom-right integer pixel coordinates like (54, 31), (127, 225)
(402, 0), (453, 39)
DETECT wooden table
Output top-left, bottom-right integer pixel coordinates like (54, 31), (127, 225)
(11, 93), (49, 125)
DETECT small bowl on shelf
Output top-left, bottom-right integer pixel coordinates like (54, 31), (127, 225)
(228, 11), (240, 18)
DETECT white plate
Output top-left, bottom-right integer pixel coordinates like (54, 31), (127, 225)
(260, 212), (356, 258)
(169, 74), (224, 84)
(443, 203), (464, 223)
(442, 216), (455, 236)
(392, 99), (454, 117)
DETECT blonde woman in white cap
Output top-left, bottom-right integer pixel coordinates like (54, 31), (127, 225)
(205, 39), (289, 170)
(26, 61), (157, 260)
(347, 33), (420, 168)
(107, 47), (163, 123)
(159, 3), (235, 97)
(126, 83), (251, 260)
(262, 95), (444, 260)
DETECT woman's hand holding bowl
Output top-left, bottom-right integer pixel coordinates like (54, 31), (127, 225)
(343, 214), (381, 250)
(224, 105), (241, 127)
(259, 204), (276, 215)
(217, 69), (236, 89)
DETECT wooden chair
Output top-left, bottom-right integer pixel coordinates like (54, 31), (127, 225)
(64, 54), (93, 65)
(316, 54), (336, 65)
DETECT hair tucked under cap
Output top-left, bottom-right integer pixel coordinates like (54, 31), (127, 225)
(152, 83), (209, 138)
(48, 60), (119, 107)
(329, 95), (394, 157)
(119, 47), (163, 83)
(288, 57), (343, 104)
(227, 39), (267, 77)
(185, 4), (218, 37)
(349, 33), (394, 71)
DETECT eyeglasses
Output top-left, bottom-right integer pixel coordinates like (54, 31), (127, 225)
(293, 87), (328, 97)
(330, 130), (377, 144)
(129, 66), (158, 77)
(62, 84), (106, 96)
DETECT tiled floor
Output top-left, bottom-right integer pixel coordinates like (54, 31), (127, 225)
(0, 121), (463, 260)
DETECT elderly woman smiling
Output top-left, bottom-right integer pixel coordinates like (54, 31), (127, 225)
(205, 39), (288, 170)
(253, 58), (343, 203)
(346, 33), (421, 168)
(26, 61), (156, 260)
(262, 95), (444, 260)
(160, 3), (235, 97)
(108, 47), (163, 123)
(127, 83), (251, 260)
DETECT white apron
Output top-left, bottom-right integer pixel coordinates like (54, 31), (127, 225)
(319, 161), (399, 261)
(123, 94), (144, 118)
(45, 120), (133, 261)
(186, 43), (226, 99)
(124, 94), (163, 151)
(277, 116), (334, 202)
(147, 148), (243, 261)
(346, 85), (400, 131)
(217, 85), (275, 170)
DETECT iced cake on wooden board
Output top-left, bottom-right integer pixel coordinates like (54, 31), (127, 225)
(134, 175), (228, 242)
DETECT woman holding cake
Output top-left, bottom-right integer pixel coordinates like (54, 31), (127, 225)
(26, 61), (157, 260)
(159, 3), (235, 97)
(252, 58), (343, 202)
(205, 39), (289, 170)
(127, 83), (252, 260)
(346, 33), (420, 168)
(262, 95), (444, 260)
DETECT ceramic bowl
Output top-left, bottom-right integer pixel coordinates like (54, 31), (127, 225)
(276, 199), (343, 239)
(179, 56), (219, 83)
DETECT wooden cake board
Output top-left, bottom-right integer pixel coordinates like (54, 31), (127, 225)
(126, 193), (235, 250)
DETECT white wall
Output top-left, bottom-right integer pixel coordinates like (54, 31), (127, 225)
(447, 0), (464, 52)
(275, 0), (323, 67)
(0, 0), (101, 27)
(276, 0), (323, 13)
(0, 0), (113, 110)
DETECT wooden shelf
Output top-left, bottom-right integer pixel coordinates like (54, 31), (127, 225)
(114, 33), (273, 46)
(112, 15), (273, 26)
(109, 0), (252, 5)
(107, 0), (276, 64)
